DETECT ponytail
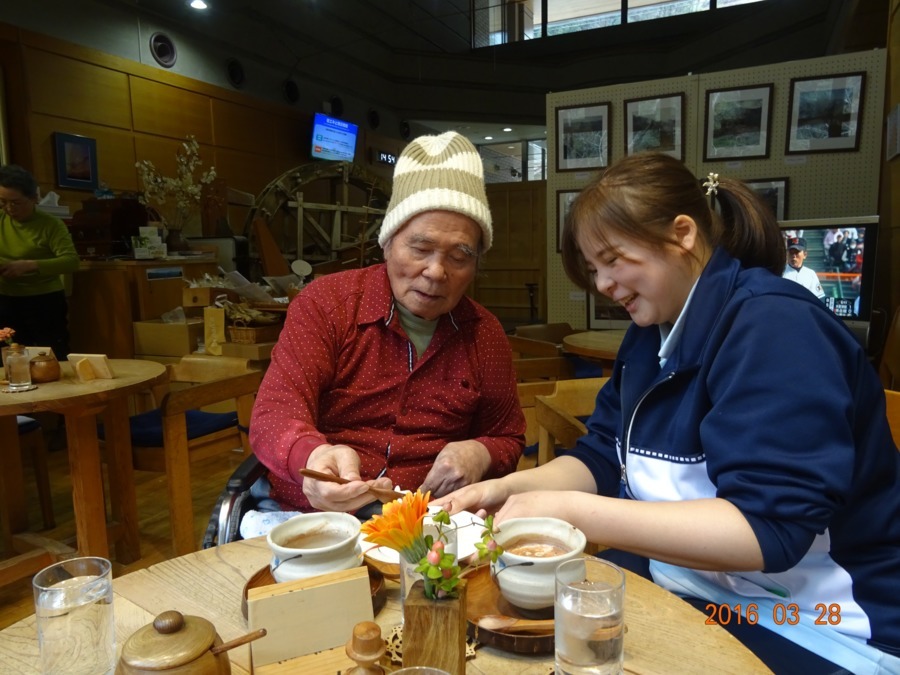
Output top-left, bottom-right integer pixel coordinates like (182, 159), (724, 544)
(709, 176), (784, 275)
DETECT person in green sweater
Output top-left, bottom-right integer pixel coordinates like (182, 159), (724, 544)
(0, 164), (79, 360)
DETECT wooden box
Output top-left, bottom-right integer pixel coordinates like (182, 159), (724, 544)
(247, 566), (374, 669)
(133, 319), (204, 357)
(182, 286), (240, 308)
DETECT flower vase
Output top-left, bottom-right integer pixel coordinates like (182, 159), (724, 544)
(402, 578), (467, 674)
(165, 228), (190, 252)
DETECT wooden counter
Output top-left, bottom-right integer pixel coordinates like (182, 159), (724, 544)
(68, 257), (219, 358)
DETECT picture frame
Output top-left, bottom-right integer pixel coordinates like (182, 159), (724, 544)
(624, 93), (684, 160)
(703, 84), (773, 161)
(556, 103), (610, 172)
(556, 189), (579, 252)
(785, 72), (866, 154)
(54, 132), (99, 190)
(745, 177), (788, 221)
(587, 292), (632, 330)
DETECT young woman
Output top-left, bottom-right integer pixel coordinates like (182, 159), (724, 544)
(435, 153), (900, 674)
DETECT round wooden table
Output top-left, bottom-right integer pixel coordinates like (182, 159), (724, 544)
(0, 536), (773, 673)
(562, 329), (628, 368)
(0, 359), (166, 578)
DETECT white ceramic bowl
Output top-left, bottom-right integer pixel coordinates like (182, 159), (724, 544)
(267, 512), (362, 583)
(491, 517), (586, 611)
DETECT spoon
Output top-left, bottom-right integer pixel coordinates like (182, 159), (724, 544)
(474, 614), (555, 634)
(299, 469), (400, 503)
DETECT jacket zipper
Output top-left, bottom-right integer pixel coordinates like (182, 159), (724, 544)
(620, 365), (676, 497)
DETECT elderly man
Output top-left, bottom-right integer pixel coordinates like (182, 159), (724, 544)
(249, 132), (525, 516)
(0, 164), (79, 360)
(782, 236), (825, 300)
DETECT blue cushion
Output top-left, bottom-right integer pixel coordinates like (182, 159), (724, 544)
(98, 409), (238, 447)
(17, 415), (41, 434)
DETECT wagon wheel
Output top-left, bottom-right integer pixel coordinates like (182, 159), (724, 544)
(242, 161), (391, 277)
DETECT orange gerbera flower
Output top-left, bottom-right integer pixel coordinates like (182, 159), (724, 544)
(360, 489), (431, 564)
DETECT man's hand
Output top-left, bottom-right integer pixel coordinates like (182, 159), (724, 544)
(302, 443), (394, 513)
(419, 440), (491, 498)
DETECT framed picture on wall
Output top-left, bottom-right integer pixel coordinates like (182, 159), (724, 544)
(53, 132), (99, 191)
(556, 103), (610, 172)
(703, 84), (773, 161)
(624, 93), (684, 160)
(785, 72), (866, 154)
(746, 177), (788, 221)
(556, 189), (579, 252)
(587, 292), (632, 330)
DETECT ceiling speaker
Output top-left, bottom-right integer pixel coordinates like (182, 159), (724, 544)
(367, 109), (380, 130)
(283, 79), (300, 104)
(226, 58), (245, 88)
(329, 96), (344, 117)
(149, 32), (177, 68)
(399, 120), (411, 140)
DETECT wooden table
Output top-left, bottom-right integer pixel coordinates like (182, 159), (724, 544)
(0, 537), (771, 673)
(563, 329), (629, 370)
(0, 359), (167, 582)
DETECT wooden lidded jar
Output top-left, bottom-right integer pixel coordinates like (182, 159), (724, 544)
(116, 610), (231, 675)
(29, 351), (61, 383)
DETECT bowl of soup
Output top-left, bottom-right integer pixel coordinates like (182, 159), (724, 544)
(491, 517), (586, 611)
(267, 512), (363, 583)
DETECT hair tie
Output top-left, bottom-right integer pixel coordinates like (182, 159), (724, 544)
(703, 172), (719, 197)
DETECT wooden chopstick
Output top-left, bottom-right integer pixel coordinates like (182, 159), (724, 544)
(299, 469), (400, 503)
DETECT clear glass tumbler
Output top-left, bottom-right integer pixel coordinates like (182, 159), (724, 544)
(6, 344), (33, 391)
(554, 557), (626, 675)
(33, 556), (116, 675)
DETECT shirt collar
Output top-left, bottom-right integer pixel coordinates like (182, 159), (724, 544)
(658, 277), (700, 368)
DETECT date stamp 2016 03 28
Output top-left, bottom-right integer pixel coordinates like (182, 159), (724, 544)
(705, 602), (842, 627)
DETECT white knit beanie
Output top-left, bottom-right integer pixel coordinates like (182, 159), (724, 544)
(378, 131), (493, 252)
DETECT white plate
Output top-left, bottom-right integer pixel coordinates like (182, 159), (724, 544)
(361, 510), (485, 565)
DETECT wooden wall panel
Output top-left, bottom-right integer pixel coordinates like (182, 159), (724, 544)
(24, 47), (131, 129)
(214, 147), (300, 200)
(130, 77), (212, 143)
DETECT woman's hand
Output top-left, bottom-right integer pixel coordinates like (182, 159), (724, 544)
(0, 260), (38, 278)
(430, 478), (511, 518)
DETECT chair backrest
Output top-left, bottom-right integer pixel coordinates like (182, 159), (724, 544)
(535, 377), (608, 465)
(514, 322), (576, 344)
(884, 389), (900, 449)
(513, 356), (576, 382)
(880, 306), (900, 391)
(508, 334), (560, 359)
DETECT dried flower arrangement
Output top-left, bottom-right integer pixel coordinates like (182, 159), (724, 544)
(134, 136), (217, 231)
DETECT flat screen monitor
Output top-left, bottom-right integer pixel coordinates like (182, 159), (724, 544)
(310, 113), (358, 161)
(779, 215), (879, 350)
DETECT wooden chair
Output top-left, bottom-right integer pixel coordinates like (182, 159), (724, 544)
(508, 334), (560, 359)
(879, 306), (900, 391)
(114, 355), (263, 555)
(17, 416), (54, 530)
(535, 377), (608, 466)
(514, 322), (576, 345)
(516, 380), (558, 470)
(513, 356), (575, 382)
(885, 389), (900, 448)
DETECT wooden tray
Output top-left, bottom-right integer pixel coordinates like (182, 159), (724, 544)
(464, 565), (555, 655)
(242, 564), (386, 619)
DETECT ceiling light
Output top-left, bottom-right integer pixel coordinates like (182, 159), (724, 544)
(503, 127), (512, 132)
(190, 0), (208, 9)
(484, 135), (493, 140)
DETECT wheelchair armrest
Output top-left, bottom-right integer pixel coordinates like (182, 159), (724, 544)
(227, 453), (267, 493)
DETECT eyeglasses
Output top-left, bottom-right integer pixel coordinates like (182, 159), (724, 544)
(0, 198), (28, 209)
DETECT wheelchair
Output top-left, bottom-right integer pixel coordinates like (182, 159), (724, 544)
(202, 453), (268, 548)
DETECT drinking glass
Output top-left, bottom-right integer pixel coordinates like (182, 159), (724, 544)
(33, 557), (115, 675)
(554, 557), (625, 675)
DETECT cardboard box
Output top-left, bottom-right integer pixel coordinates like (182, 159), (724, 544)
(182, 287), (240, 308)
(133, 319), (204, 357)
(221, 340), (277, 361)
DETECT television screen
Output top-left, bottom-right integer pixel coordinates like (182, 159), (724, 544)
(779, 215), (879, 349)
(311, 113), (358, 161)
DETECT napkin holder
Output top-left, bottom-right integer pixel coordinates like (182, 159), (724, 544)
(247, 565), (373, 670)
